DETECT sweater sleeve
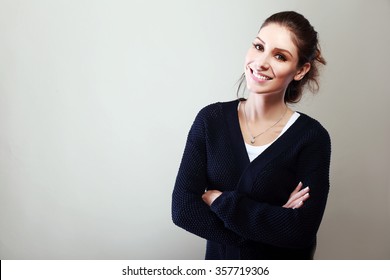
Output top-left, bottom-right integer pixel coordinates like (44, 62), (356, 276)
(209, 125), (331, 249)
(171, 107), (245, 246)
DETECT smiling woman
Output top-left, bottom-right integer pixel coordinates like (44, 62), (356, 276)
(238, 11), (326, 104)
(172, 11), (331, 260)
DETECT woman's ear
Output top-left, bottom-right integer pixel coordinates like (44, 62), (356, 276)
(294, 62), (311, 81)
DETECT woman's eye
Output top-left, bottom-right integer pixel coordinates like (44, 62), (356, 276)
(252, 43), (264, 51)
(275, 54), (287, 61)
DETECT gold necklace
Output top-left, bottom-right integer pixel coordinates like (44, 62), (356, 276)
(242, 101), (288, 145)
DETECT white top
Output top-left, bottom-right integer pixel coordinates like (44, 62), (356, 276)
(245, 112), (300, 162)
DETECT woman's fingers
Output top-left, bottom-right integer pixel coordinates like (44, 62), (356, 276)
(293, 181), (304, 194)
(283, 182), (303, 208)
(292, 192), (310, 209)
(288, 182), (303, 199)
(283, 183), (310, 208)
(202, 190), (222, 206)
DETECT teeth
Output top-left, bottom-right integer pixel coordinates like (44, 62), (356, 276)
(253, 72), (271, 80)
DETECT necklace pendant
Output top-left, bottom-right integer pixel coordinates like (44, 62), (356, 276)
(250, 137), (256, 144)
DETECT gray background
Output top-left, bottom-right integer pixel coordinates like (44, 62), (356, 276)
(0, 0), (389, 259)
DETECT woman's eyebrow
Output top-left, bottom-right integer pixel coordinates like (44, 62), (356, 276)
(256, 36), (293, 58)
(275, 48), (293, 58)
(255, 36), (265, 44)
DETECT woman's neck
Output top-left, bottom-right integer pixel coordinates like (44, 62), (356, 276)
(244, 93), (288, 122)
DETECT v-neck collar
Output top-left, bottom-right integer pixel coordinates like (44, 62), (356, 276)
(222, 100), (309, 192)
(223, 100), (251, 173)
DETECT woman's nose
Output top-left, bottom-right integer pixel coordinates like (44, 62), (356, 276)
(253, 54), (270, 70)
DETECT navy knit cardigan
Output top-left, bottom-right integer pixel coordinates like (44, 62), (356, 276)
(172, 100), (331, 259)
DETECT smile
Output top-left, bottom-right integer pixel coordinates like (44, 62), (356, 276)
(250, 68), (273, 81)
(252, 71), (272, 80)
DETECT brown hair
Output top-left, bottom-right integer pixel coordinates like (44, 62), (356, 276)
(237, 11), (326, 103)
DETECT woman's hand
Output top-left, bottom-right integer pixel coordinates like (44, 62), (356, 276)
(203, 182), (309, 208)
(202, 190), (222, 206)
(283, 182), (310, 209)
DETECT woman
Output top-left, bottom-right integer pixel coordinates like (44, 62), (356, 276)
(172, 11), (331, 260)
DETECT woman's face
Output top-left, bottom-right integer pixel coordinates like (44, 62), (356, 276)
(244, 23), (306, 96)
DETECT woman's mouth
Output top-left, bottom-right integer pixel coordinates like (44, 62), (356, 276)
(251, 69), (272, 81)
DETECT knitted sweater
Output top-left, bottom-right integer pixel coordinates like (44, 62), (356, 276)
(172, 100), (331, 259)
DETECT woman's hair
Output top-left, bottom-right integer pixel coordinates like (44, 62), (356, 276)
(237, 11), (326, 103)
